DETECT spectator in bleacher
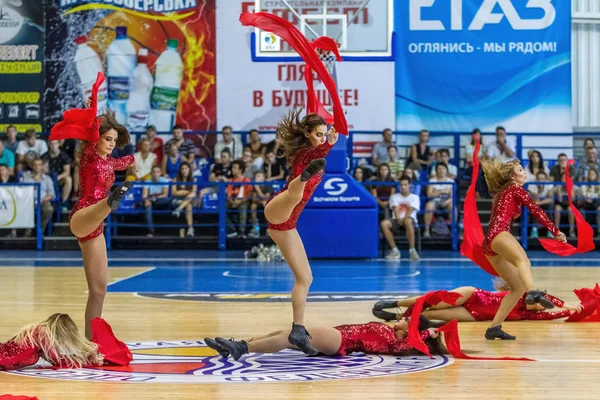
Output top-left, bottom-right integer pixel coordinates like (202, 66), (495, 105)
(263, 151), (285, 181)
(128, 138), (157, 181)
(527, 171), (554, 238)
(575, 146), (600, 182)
(550, 153), (568, 182)
(21, 158), (55, 236)
(197, 148), (232, 208)
(226, 160), (250, 238)
(369, 163), (396, 219)
(162, 142), (182, 180)
(110, 142), (135, 183)
(4, 125), (19, 154)
(429, 148), (457, 180)
(139, 125), (163, 163)
(248, 170), (273, 238)
(16, 129), (48, 172)
(42, 140), (72, 211)
(484, 126), (515, 162)
(242, 147), (261, 180)
(401, 166), (421, 195)
(59, 138), (77, 161)
(265, 132), (287, 171)
(353, 166), (366, 183)
(244, 129), (266, 167)
(465, 129), (483, 169)
(214, 125), (243, 162)
(171, 161), (196, 237)
(424, 163), (454, 238)
(408, 129), (434, 171)
(554, 172), (576, 239)
(578, 138), (596, 166)
(0, 139), (15, 175)
(525, 150), (549, 182)
(386, 145), (404, 178)
(165, 125), (195, 166)
(0, 164), (17, 238)
(380, 175), (420, 261)
(579, 168), (600, 235)
(141, 165), (170, 237)
(371, 128), (394, 167)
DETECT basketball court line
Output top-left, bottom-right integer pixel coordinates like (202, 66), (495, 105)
(222, 270), (421, 279)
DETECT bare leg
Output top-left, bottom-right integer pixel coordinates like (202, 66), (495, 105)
(486, 254), (526, 328)
(247, 327), (342, 356)
(554, 204), (562, 230)
(60, 176), (73, 203)
(490, 232), (534, 291)
(396, 287), (475, 309)
(422, 307), (476, 322)
(80, 234), (109, 339)
(264, 176), (306, 225)
(243, 330), (284, 343)
(70, 201), (111, 238)
(268, 229), (312, 325)
(424, 201), (435, 233)
(404, 218), (415, 249)
(380, 219), (397, 248)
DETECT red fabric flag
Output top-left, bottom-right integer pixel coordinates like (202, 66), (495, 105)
(239, 12), (348, 135)
(91, 318), (132, 366)
(459, 136), (498, 276)
(539, 159), (595, 255)
(0, 396), (39, 400)
(566, 283), (600, 322)
(49, 72), (104, 142)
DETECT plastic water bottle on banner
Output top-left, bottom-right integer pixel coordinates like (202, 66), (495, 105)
(73, 36), (107, 115)
(126, 48), (153, 132)
(106, 26), (136, 124)
(149, 39), (183, 132)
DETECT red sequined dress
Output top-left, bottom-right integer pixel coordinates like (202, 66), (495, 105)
(69, 141), (134, 242)
(0, 340), (41, 371)
(333, 322), (432, 356)
(267, 142), (333, 231)
(483, 183), (559, 255)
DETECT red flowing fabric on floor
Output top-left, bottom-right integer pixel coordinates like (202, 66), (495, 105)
(49, 72), (104, 142)
(566, 283), (600, 322)
(459, 137), (498, 276)
(304, 36), (342, 124)
(91, 318), (132, 366)
(539, 159), (595, 255)
(0, 396), (39, 400)
(408, 290), (535, 361)
(239, 12), (348, 135)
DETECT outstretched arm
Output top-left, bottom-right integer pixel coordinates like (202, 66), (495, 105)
(514, 185), (561, 237)
(113, 155), (135, 171)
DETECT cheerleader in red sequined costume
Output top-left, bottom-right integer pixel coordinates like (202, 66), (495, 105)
(372, 283), (583, 323)
(262, 110), (338, 356)
(49, 73), (134, 339)
(203, 317), (445, 361)
(475, 158), (567, 340)
(0, 314), (103, 371)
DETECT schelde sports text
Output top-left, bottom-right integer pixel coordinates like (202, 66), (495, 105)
(59, 0), (198, 13)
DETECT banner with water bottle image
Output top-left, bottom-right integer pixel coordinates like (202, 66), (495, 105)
(0, 0), (45, 133)
(44, 0), (216, 132)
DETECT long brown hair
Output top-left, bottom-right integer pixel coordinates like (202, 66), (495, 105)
(12, 313), (103, 368)
(400, 316), (448, 356)
(76, 110), (131, 161)
(481, 158), (521, 196)
(277, 109), (326, 161)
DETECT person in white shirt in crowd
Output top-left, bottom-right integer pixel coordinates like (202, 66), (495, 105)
(141, 165), (171, 237)
(21, 158), (55, 236)
(429, 148), (457, 180)
(371, 128), (394, 167)
(214, 125), (243, 162)
(579, 168), (600, 236)
(128, 138), (157, 181)
(527, 170), (555, 238)
(424, 163), (454, 238)
(380, 175), (420, 261)
(484, 126), (515, 162)
(16, 129), (48, 172)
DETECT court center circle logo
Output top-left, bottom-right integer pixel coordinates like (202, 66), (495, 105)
(7, 340), (453, 383)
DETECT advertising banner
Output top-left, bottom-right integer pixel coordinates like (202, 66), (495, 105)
(0, 0), (45, 133)
(395, 0), (572, 133)
(44, 0), (216, 132)
(0, 185), (35, 228)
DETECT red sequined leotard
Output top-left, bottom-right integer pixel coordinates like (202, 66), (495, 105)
(333, 322), (432, 356)
(267, 142), (333, 231)
(482, 183), (559, 255)
(69, 141), (134, 242)
(0, 340), (40, 371)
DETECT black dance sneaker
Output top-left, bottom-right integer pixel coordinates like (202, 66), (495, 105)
(485, 325), (516, 340)
(215, 337), (249, 361)
(525, 289), (555, 309)
(204, 337), (229, 358)
(107, 181), (132, 211)
(288, 323), (318, 356)
(300, 159), (327, 182)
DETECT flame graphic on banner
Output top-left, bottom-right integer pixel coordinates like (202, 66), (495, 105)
(64, 4), (194, 21)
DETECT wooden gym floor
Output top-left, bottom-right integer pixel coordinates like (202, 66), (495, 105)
(0, 250), (598, 399)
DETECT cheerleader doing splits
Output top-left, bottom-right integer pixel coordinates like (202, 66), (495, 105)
(53, 94), (134, 339)
(0, 314), (103, 371)
(478, 158), (567, 340)
(204, 317), (444, 361)
(372, 283), (583, 323)
(264, 109), (338, 355)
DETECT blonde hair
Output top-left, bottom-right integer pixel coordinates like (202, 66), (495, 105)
(480, 158), (522, 196)
(12, 313), (103, 368)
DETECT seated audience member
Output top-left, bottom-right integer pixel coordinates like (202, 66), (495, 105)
(21, 158), (55, 235)
(550, 153), (568, 182)
(579, 168), (600, 235)
(369, 163), (396, 218)
(408, 129), (434, 171)
(576, 146), (600, 182)
(139, 125), (163, 163)
(424, 163), (454, 237)
(554, 173), (577, 239)
(0, 163), (17, 237)
(128, 138), (157, 181)
(141, 165), (171, 237)
(226, 160), (250, 238)
(3, 125), (19, 154)
(244, 129), (266, 167)
(429, 148), (457, 180)
(464, 129), (483, 170)
(248, 170), (273, 238)
(263, 151), (284, 181)
(371, 128), (394, 167)
(525, 150), (549, 183)
(165, 125), (196, 165)
(197, 148), (232, 208)
(242, 148), (261, 179)
(484, 126), (515, 162)
(527, 171), (554, 238)
(387, 145), (404, 178)
(401, 166), (421, 195)
(16, 129), (48, 172)
(379, 175), (420, 261)
(42, 140), (72, 210)
(0, 138), (15, 175)
(162, 143), (183, 180)
(214, 125), (243, 162)
(171, 162), (197, 237)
